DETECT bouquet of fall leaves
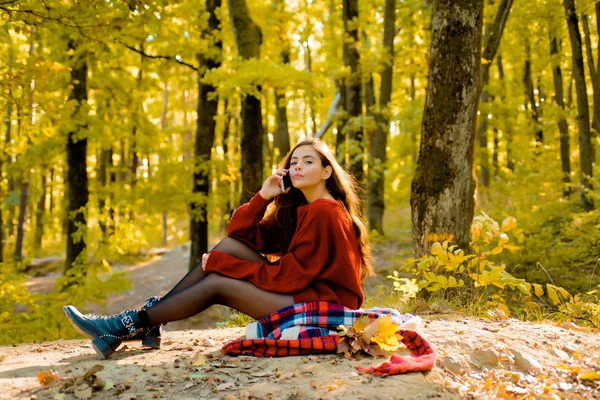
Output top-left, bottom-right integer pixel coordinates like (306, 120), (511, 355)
(337, 315), (405, 358)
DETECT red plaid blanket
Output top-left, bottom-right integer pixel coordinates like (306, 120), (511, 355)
(221, 301), (436, 376)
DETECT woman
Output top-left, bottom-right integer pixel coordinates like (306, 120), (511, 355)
(63, 138), (374, 359)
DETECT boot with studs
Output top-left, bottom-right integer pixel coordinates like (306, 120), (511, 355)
(127, 296), (163, 349)
(63, 305), (148, 359)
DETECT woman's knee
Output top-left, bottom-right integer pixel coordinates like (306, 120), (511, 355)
(212, 237), (242, 252)
(200, 273), (230, 303)
(211, 237), (267, 264)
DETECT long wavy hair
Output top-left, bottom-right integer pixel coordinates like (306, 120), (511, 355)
(264, 138), (374, 281)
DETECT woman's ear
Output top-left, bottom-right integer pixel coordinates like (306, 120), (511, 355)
(323, 165), (332, 179)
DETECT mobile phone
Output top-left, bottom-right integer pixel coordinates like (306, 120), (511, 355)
(281, 172), (292, 191)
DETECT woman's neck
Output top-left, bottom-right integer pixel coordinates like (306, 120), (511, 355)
(301, 187), (335, 203)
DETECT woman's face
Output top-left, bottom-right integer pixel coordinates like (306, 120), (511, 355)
(289, 145), (331, 190)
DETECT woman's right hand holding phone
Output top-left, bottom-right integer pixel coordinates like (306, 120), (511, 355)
(259, 169), (291, 200)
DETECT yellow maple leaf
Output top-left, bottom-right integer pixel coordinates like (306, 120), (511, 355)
(370, 316), (402, 352)
(353, 316), (370, 333)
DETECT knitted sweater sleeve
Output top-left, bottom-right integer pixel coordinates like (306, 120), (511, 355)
(227, 191), (282, 255)
(204, 202), (336, 293)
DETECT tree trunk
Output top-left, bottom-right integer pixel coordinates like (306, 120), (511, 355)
(305, 42), (317, 136)
(492, 129), (499, 176)
(34, 170), (47, 256)
(275, 87), (291, 157)
(564, 0), (594, 210)
(524, 41), (543, 144)
(190, 0), (222, 269)
(477, 23), (491, 187)
(342, 0), (364, 185)
(129, 53), (143, 222)
(275, 49), (291, 157)
(410, 73), (418, 166)
(98, 146), (112, 242)
(497, 55), (514, 171)
(581, 14), (599, 164)
(477, 0), (514, 186)
(222, 98), (230, 156)
(14, 31), (37, 262)
(336, 82), (348, 163)
(13, 179), (27, 262)
(159, 82), (169, 244)
(410, 0), (484, 257)
(367, 0), (395, 235)
(550, 36), (572, 197)
(49, 168), (54, 215)
(228, 0), (264, 205)
(4, 48), (15, 242)
(64, 40), (90, 272)
(0, 49), (13, 262)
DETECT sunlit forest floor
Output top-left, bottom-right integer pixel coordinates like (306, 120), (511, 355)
(2, 309), (599, 399)
(4, 205), (599, 398)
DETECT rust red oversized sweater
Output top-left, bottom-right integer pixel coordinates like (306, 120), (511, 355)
(204, 192), (364, 309)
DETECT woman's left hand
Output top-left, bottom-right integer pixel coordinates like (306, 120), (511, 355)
(201, 253), (210, 270)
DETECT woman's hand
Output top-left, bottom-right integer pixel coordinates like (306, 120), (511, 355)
(259, 169), (291, 200)
(201, 253), (210, 271)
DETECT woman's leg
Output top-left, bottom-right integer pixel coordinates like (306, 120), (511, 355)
(161, 238), (270, 301)
(144, 273), (294, 324)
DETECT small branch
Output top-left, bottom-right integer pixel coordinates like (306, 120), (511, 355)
(121, 42), (199, 72)
(0, 6), (116, 29)
(315, 91), (341, 139)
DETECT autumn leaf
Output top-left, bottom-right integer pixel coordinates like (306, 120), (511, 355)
(353, 316), (370, 333)
(369, 316), (402, 352)
(37, 370), (61, 386)
(501, 217), (517, 233)
(82, 364), (104, 379)
(191, 351), (207, 366)
(578, 369), (600, 381)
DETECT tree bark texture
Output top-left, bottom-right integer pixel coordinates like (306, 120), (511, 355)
(34, 170), (47, 256)
(550, 36), (572, 197)
(228, 0), (264, 205)
(190, 0), (223, 269)
(410, 0), (484, 257)
(65, 40), (90, 272)
(477, 0), (514, 186)
(367, 0), (395, 234)
(563, 0), (594, 210)
(342, 0), (364, 184)
(523, 41), (543, 144)
(581, 14), (599, 163)
(274, 48), (290, 157)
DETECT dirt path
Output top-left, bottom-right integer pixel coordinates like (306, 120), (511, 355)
(2, 316), (599, 399)
(14, 239), (600, 398)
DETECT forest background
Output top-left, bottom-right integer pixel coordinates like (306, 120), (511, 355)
(1, 0), (600, 346)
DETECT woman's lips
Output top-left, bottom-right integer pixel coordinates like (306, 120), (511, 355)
(292, 174), (303, 179)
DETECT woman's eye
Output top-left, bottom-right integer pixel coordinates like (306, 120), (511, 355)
(290, 162), (296, 166)
(306, 161), (312, 164)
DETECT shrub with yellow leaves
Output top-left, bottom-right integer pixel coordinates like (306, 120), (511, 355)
(388, 213), (600, 328)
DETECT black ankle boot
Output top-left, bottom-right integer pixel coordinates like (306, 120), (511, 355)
(63, 305), (148, 359)
(127, 296), (163, 349)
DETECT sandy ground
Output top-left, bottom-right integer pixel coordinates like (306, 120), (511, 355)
(1, 316), (599, 399)
(6, 242), (600, 399)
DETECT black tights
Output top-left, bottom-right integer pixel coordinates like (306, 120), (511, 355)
(144, 238), (294, 326)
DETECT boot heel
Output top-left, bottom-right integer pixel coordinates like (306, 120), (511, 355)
(92, 338), (114, 359)
(141, 335), (161, 349)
